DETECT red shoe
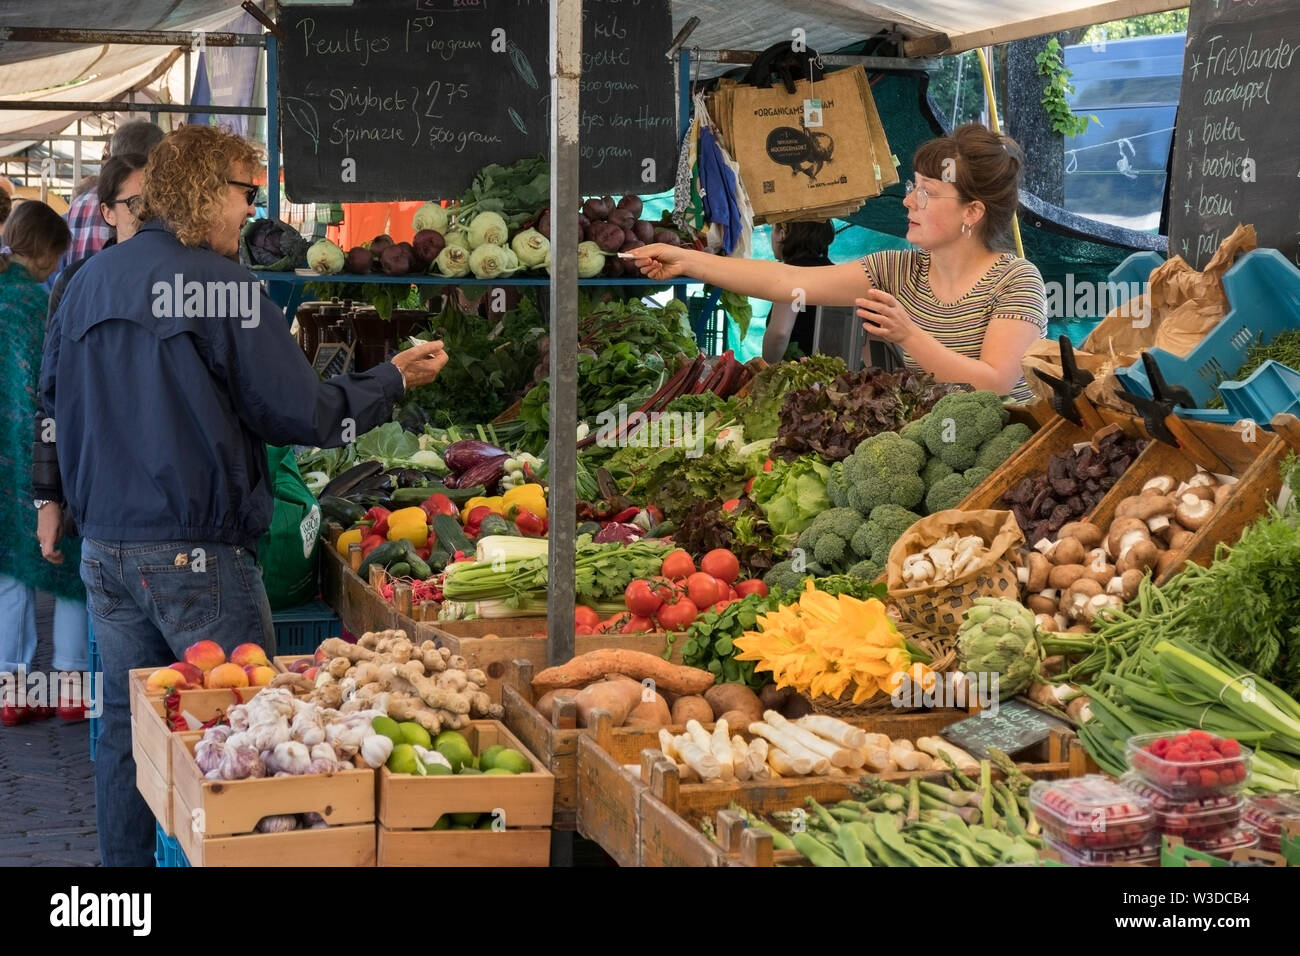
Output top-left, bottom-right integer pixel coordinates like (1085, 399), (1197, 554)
(57, 698), (89, 722)
(33, 705), (55, 721)
(1, 704), (26, 726)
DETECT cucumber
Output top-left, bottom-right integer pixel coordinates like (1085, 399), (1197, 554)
(388, 561), (411, 577)
(432, 513), (473, 558)
(400, 540), (432, 579)
(319, 495), (366, 526)
(388, 483), (487, 507)
(357, 541), (406, 577)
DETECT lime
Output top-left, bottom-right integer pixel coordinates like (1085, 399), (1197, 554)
(478, 744), (507, 770)
(431, 815), (450, 830)
(423, 761), (453, 776)
(493, 749), (532, 774)
(433, 730), (470, 752)
(386, 743), (419, 774)
(397, 721), (432, 749)
(372, 715), (402, 745)
(437, 739), (475, 772)
(456, 765), (482, 775)
(477, 815), (499, 830)
(451, 811), (480, 827)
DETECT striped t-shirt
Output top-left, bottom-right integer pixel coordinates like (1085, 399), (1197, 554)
(859, 249), (1048, 402)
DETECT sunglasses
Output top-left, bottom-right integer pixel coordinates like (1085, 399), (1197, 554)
(226, 180), (260, 205)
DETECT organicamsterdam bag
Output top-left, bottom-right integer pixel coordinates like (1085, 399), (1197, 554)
(257, 445), (322, 610)
(886, 509), (1024, 639)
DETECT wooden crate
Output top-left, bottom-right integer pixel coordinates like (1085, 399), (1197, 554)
(636, 731), (1077, 867)
(377, 827), (551, 867)
(575, 708), (978, 867)
(130, 686), (260, 835)
(170, 731), (376, 866)
(320, 543), (398, 635)
(378, 721), (553, 829)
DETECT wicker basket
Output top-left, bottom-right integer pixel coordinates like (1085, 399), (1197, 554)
(891, 556), (1021, 640)
(800, 632), (958, 717)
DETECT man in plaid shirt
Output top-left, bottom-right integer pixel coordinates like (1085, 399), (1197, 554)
(59, 119), (164, 272)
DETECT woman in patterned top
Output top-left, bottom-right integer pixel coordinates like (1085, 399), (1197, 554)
(635, 123), (1048, 400)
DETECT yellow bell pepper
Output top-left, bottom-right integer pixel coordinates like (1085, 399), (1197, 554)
(386, 507), (430, 548)
(460, 496), (506, 522)
(503, 483), (547, 520)
(335, 527), (364, 556)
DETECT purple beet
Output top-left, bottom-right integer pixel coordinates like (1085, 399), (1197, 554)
(633, 220), (655, 243)
(617, 195), (644, 218)
(652, 229), (682, 247)
(379, 242), (414, 276)
(582, 197), (612, 221)
(608, 207), (635, 231)
(620, 238), (645, 254)
(369, 234), (394, 258)
(592, 221), (626, 253)
(537, 207), (552, 239)
(412, 229), (446, 267)
(344, 246), (373, 274)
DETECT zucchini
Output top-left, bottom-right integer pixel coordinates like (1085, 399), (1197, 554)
(358, 540), (406, 577)
(320, 460), (382, 499)
(432, 513), (474, 558)
(388, 483), (487, 507)
(319, 495), (366, 526)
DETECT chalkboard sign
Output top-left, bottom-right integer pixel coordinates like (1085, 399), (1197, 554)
(277, 0), (676, 203)
(939, 700), (1072, 761)
(1168, 0), (1300, 269)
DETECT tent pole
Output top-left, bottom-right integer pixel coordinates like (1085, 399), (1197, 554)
(266, 34), (279, 221)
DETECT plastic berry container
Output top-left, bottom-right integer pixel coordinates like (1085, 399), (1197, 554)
(1126, 730), (1251, 798)
(1030, 775), (1155, 850)
(1047, 837), (1160, 867)
(1184, 828), (1260, 860)
(1119, 773), (1243, 839)
(1242, 794), (1300, 853)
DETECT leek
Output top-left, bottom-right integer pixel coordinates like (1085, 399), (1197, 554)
(475, 535), (549, 562)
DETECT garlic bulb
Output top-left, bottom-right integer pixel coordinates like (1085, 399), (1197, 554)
(360, 732), (394, 769)
(251, 715), (291, 752)
(267, 740), (311, 775)
(255, 814), (299, 833)
(195, 736), (225, 775)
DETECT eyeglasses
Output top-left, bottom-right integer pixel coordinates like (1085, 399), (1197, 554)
(106, 195), (140, 211)
(226, 180), (260, 205)
(903, 178), (960, 210)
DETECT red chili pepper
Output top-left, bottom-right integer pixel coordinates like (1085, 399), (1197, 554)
(420, 493), (459, 521)
(362, 506), (390, 538)
(611, 506), (640, 524)
(514, 508), (546, 536)
(721, 498), (741, 513)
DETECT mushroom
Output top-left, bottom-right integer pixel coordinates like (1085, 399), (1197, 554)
(1057, 522), (1105, 550)
(1175, 495), (1214, 531)
(1033, 537), (1056, 556)
(1048, 564), (1089, 590)
(1117, 538), (1160, 575)
(1085, 547), (1111, 574)
(1141, 475), (1176, 496)
(1054, 613), (1069, 631)
(1180, 484), (1217, 504)
(1084, 592), (1123, 622)
(1028, 593), (1060, 616)
(1041, 655), (1066, 675)
(1065, 578), (1104, 620)
(1106, 517), (1153, 562)
(1083, 559), (1116, 586)
(1186, 472), (1218, 489)
(1050, 536), (1087, 567)
(1133, 495), (1176, 534)
(1033, 612), (1060, 632)
(1025, 552), (1052, 592)
(1214, 483), (1234, 506)
(1168, 527), (1195, 552)
(1156, 550), (1184, 579)
(1067, 624), (1093, 634)
(1067, 696), (1093, 722)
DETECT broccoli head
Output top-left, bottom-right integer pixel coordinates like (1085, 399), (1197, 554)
(847, 558), (883, 582)
(861, 504), (922, 561)
(849, 523), (875, 558)
(813, 534), (847, 567)
(921, 456), (955, 490)
(922, 391), (1005, 469)
(964, 466), (992, 487)
(925, 471), (980, 513)
(795, 507), (862, 572)
(763, 559), (808, 594)
(898, 416), (927, 449)
(974, 422), (1033, 471)
(842, 432), (926, 513)
(825, 460), (850, 508)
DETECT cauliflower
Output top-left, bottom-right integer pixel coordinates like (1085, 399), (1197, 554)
(921, 391), (1006, 469)
(925, 470), (982, 514)
(974, 422), (1033, 471)
(841, 431), (926, 513)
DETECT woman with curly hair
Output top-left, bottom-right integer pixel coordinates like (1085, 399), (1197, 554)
(39, 124), (450, 866)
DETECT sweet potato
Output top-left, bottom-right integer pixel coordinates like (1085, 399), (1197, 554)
(575, 679), (643, 727)
(705, 684), (763, 725)
(671, 695), (714, 725)
(535, 687), (580, 722)
(532, 650), (715, 695)
(625, 691), (671, 728)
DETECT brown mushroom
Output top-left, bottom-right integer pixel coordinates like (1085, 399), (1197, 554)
(1156, 550), (1184, 578)
(1168, 527), (1195, 551)
(1108, 568), (1145, 603)
(1057, 521), (1105, 550)
(1106, 517), (1153, 561)
(1065, 578), (1104, 620)
(1175, 495), (1214, 531)
(1185, 472), (1218, 489)
(1027, 593), (1059, 617)
(1085, 547), (1111, 573)
(1132, 495), (1176, 534)
(1180, 485), (1217, 504)
(1117, 538), (1160, 575)
(1141, 475), (1176, 496)
(1115, 498), (1143, 520)
(1048, 564), (1089, 590)
(1025, 552), (1052, 592)
(1050, 537), (1087, 567)
(1067, 624), (1093, 634)
(1034, 613), (1061, 633)
(1214, 483), (1234, 506)
(1041, 654), (1066, 676)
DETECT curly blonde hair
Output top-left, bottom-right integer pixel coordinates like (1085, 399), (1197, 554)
(138, 125), (262, 247)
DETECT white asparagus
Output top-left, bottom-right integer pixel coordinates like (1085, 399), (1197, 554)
(752, 763), (771, 780)
(676, 738), (721, 780)
(766, 745), (812, 776)
(657, 728), (680, 762)
(748, 720), (831, 774)
(862, 732), (892, 750)
(764, 710), (860, 767)
(677, 762), (700, 783)
(864, 747), (895, 772)
(889, 740), (932, 771)
(795, 714), (868, 749)
(711, 720), (734, 780)
(685, 719), (713, 753)
(915, 736), (979, 771)
(730, 735), (752, 781)
(745, 737), (769, 776)
(891, 738), (914, 752)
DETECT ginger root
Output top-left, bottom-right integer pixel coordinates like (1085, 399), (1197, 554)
(320, 637), (375, 662)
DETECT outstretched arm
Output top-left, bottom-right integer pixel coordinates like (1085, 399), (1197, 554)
(633, 243), (871, 307)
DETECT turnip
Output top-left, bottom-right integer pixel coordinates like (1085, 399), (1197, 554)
(510, 228), (550, 268)
(576, 241), (604, 278)
(617, 195), (643, 218)
(469, 243), (509, 279)
(444, 227), (471, 250)
(467, 211), (508, 249)
(344, 246), (373, 274)
(436, 243), (472, 277)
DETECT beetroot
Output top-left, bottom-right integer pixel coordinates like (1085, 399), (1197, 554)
(412, 229), (445, 267)
(344, 246), (373, 274)
(379, 242), (414, 275)
(608, 207), (635, 231)
(591, 221), (626, 253)
(633, 220), (655, 243)
(617, 195), (644, 218)
(620, 238), (645, 253)
(652, 229), (681, 247)
(369, 234), (394, 258)
(583, 197), (612, 221)
(537, 207), (552, 239)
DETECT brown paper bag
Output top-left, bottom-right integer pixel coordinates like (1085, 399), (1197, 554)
(721, 66), (894, 224)
(886, 510), (1025, 639)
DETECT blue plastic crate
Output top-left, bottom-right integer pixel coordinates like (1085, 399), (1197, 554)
(272, 599), (340, 656)
(1112, 249), (1300, 425)
(154, 822), (190, 867)
(88, 617), (100, 761)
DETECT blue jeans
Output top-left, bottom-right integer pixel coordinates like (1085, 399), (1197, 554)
(0, 573), (88, 674)
(81, 539), (275, 867)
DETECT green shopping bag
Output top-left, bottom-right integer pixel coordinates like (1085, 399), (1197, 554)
(257, 446), (322, 610)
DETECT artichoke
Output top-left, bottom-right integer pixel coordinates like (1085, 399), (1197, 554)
(956, 597), (1039, 700)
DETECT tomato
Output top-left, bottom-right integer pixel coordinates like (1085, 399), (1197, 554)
(575, 624), (596, 636)
(686, 572), (721, 609)
(624, 579), (665, 617)
(711, 600), (733, 614)
(647, 576), (680, 603)
(728, 586), (739, 601)
(656, 598), (699, 631)
(700, 549), (741, 585)
(575, 605), (601, 628)
(360, 534), (387, 557)
(745, 476), (755, 495)
(721, 498), (741, 514)
(620, 615), (653, 634)
(661, 549), (696, 580)
(735, 579), (768, 598)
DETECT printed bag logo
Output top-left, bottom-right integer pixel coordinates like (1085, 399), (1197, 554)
(765, 126), (836, 180)
(300, 504), (321, 559)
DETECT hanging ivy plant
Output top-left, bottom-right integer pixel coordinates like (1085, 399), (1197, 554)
(1034, 39), (1099, 138)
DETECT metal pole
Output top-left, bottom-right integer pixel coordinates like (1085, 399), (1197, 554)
(546, 0), (581, 674)
(266, 33), (280, 220)
(73, 120), (82, 185)
(0, 100), (265, 115)
(0, 27), (261, 46)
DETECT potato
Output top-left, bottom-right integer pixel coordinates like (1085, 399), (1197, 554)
(670, 695), (713, 725)
(625, 691), (671, 729)
(718, 709), (756, 729)
(575, 679), (643, 727)
(704, 684), (763, 726)
(759, 683), (792, 712)
(535, 687), (580, 722)
(781, 693), (813, 719)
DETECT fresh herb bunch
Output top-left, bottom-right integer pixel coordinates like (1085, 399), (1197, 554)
(457, 156), (551, 230)
(773, 367), (948, 462)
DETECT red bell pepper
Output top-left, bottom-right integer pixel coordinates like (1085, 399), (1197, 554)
(362, 506), (390, 538)
(514, 508), (546, 536)
(420, 493), (459, 521)
(360, 534), (387, 557)
(463, 505), (494, 538)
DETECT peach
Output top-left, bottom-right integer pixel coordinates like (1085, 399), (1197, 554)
(230, 643), (269, 668)
(244, 665), (276, 687)
(169, 661), (204, 686)
(184, 639), (226, 673)
(313, 646), (329, 666)
(288, 659), (313, 674)
(302, 666), (319, 682)
(205, 662), (250, 689)
(146, 667), (187, 693)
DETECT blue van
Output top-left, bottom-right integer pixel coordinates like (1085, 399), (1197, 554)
(1063, 34), (1185, 233)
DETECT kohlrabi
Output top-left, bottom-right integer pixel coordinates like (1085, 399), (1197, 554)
(510, 228), (550, 269)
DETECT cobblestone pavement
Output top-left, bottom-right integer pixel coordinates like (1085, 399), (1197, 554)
(0, 594), (99, 867)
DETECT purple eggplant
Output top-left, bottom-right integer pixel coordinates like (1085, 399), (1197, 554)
(443, 439), (508, 473)
(455, 453), (509, 491)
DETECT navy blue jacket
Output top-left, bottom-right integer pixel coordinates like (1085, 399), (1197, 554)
(40, 221), (403, 551)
